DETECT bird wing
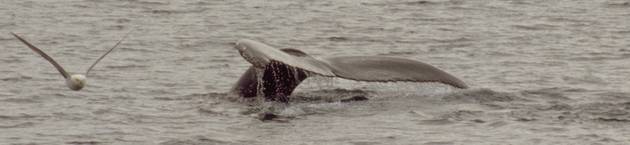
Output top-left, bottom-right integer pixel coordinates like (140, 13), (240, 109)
(85, 29), (134, 77)
(11, 32), (70, 79)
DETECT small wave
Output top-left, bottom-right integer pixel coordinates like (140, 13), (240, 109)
(119, 47), (156, 53)
(615, 30), (630, 34)
(427, 43), (473, 50)
(1, 77), (20, 82)
(417, 118), (456, 125)
(159, 136), (232, 145)
(431, 37), (474, 43)
(395, 0), (462, 6)
(519, 87), (577, 101)
(291, 89), (373, 103)
(402, 1), (437, 6)
(66, 141), (104, 145)
(594, 92), (630, 101)
(155, 92), (223, 101)
(512, 24), (558, 31)
(567, 53), (630, 61)
(144, 8), (208, 15)
(562, 75), (607, 85)
(132, 0), (169, 5)
(576, 102), (630, 123)
(239, 100), (350, 119)
(122, 58), (151, 63)
(438, 110), (485, 121)
(1, 98), (39, 103)
(0, 122), (35, 128)
(327, 36), (349, 42)
(0, 114), (37, 120)
(278, 102), (351, 116)
(545, 17), (597, 25)
(441, 88), (524, 103)
(605, 2), (630, 8)
(0, 73), (33, 82)
(379, 51), (417, 56)
(105, 64), (150, 69)
(423, 141), (455, 145)
(0, 57), (24, 63)
(234, 89), (374, 120)
(504, 100), (630, 124)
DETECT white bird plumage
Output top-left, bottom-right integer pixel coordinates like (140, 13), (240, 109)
(11, 30), (133, 91)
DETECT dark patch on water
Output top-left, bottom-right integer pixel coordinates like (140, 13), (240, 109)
(104, 64), (150, 69)
(450, 110), (484, 119)
(432, 37), (474, 43)
(404, 1), (435, 6)
(0, 122), (35, 128)
(155, 92), (221, 101)
(510, 110), (540, 122)
(511, 101), (630, 124)
(146, 8), (208, 15)
(594, 92), (630, 101)
(118, 47), (157, 53)
(340, 95), (369, 103)
(606, 2), (630, 8)
(291, 89), (373, 103)
(417, 118), (455, 125)
(520, 87), (573, 101)
(512, 24), (558, 31)
(66, 141), (104, 145)
(0, 114), (37, 120)
(380, 51), (416, 56)
(538, 102), (573, 111)
(257, 112), (293, 123)
(159, 136), (231, 145)
(258, 112), (278, 121)
(427, 43), (473, 51)
(1, 98), (39, 103)
(594, 117), (630, 123)
(423, 141), (454, 145)
(0, 74), (33, 82)
(328, 36), (349, 42)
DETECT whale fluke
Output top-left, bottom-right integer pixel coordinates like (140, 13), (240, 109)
(323, 56), (468, 88)
(234, 39), (334, 76)
(232, 39), (468, 102)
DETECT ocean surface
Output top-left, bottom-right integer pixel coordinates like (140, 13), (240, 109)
(1, 0), (630, 144)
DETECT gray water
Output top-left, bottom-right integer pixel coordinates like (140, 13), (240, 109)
(1, 0), (630, 144)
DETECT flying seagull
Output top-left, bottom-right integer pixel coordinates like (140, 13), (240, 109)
(11, 30), (133, 91)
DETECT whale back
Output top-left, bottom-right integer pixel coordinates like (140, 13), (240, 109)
(322, 56), (468, 89)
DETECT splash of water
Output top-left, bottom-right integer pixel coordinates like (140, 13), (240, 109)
(254, 67), (266, 105)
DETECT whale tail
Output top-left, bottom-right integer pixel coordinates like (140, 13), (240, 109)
(322, 56), (468, 89)
(232, 39), (468, 102)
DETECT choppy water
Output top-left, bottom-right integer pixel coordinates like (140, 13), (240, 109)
(1, 0), (630, 144)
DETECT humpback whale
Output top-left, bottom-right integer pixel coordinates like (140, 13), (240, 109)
(11, 31), (132, 91)
(232, 39), (468, 102)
